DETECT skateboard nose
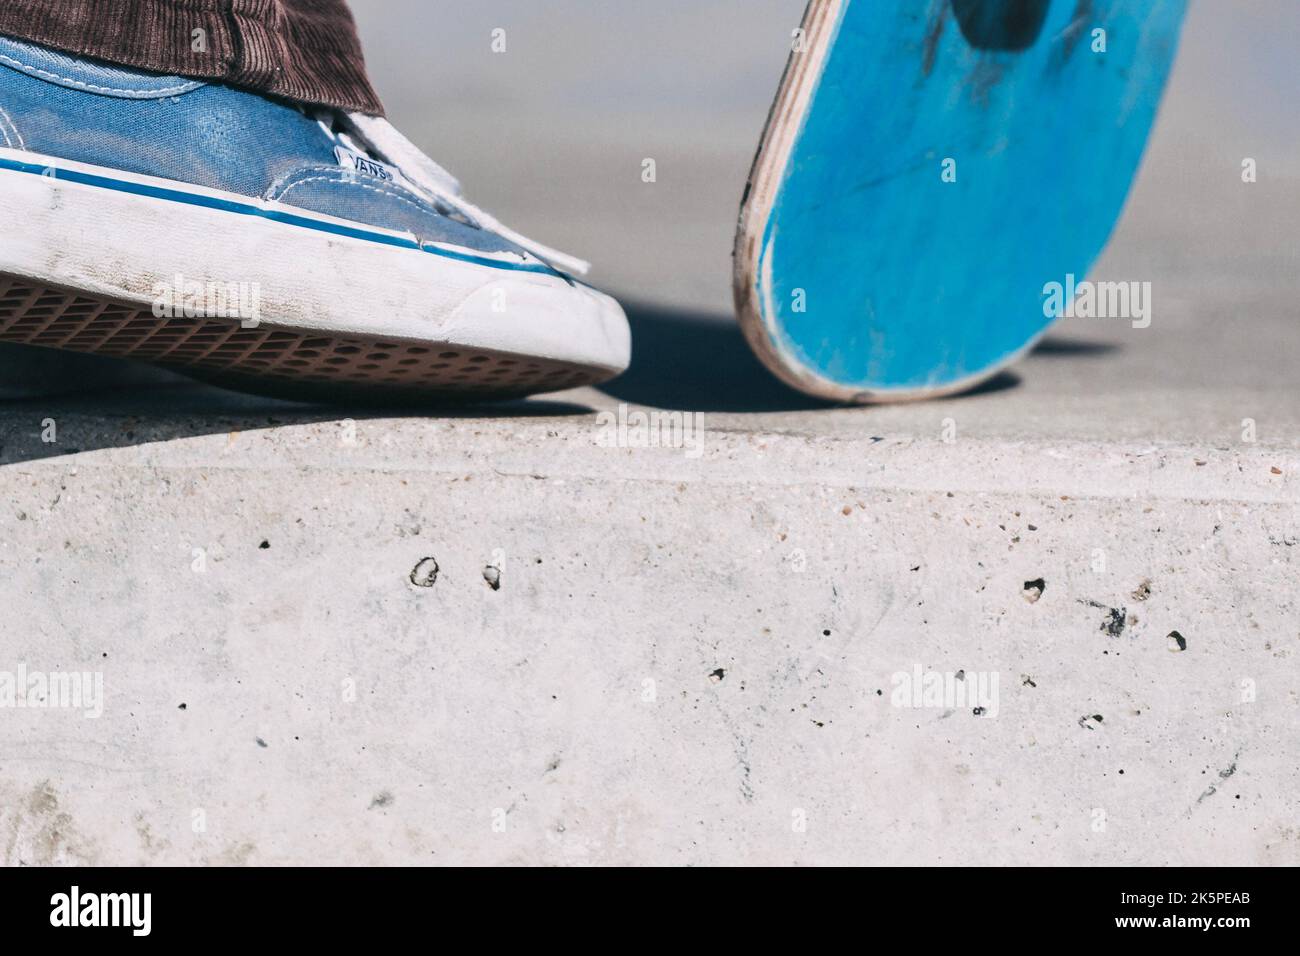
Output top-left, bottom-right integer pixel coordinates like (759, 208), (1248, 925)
(950, 0), (1053, 51)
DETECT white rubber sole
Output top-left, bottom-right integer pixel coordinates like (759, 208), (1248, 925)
(0, 147), (630, 400)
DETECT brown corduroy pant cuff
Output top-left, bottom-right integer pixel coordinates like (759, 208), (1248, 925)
(0, 0), (383, 115)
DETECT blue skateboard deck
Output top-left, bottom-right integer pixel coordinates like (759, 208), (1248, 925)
(734, 0), (1187, 402)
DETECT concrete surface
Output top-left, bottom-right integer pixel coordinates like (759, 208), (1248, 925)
(1, 1), (1298, 865)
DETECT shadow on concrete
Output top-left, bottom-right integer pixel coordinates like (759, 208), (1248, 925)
(599, 300), (1032, 412)
(598, 301), (836, 412)
(0, 344), (592, 465)
(0, 310), (1121, 463)
(1027, 337), (1121, 358)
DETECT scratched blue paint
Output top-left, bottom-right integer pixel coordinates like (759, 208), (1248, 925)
(758, 0), (1186, 393)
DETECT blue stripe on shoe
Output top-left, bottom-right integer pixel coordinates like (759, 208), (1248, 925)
(0, 154), (563, 277)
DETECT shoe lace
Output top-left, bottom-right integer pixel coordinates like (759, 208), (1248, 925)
(341, 113), (590, 277)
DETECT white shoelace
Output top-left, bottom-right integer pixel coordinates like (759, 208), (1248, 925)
(342, 113), (591, 277)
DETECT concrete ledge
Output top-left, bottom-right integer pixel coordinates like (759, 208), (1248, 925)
(1, 378), (1296, 865)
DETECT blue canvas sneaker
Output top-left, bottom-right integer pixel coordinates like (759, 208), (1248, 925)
(0, 35), (629, 401)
